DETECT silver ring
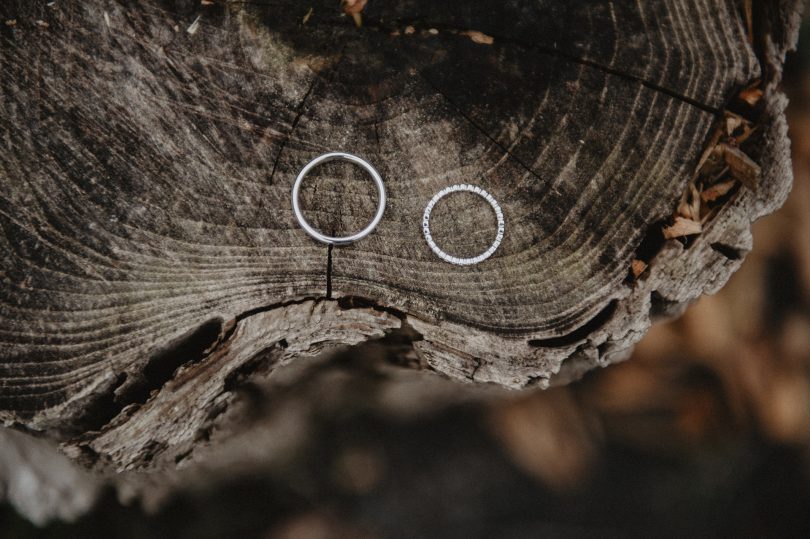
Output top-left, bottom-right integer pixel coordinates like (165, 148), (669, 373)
(422, 184), (504, 266)
(292, 152), (386, 246)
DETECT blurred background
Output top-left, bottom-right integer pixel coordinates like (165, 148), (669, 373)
(3, 13), (810, 539)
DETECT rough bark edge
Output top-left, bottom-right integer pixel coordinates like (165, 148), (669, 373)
(547, 0), (802, 386)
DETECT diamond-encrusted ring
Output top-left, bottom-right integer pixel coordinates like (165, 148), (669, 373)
(292, 152), (386, 246)
(422, 184), (504, 266)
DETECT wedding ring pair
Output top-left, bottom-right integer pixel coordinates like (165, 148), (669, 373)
(291, 152), (504, 266)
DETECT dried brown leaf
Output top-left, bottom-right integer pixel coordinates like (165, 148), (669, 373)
(461, 30), (494, 45)
(739, 86), (763, 107)
(734, 124), (757, 145)
(694, 128), (725, 181)
(340, 0), (367, 14)
(341, 0), (366, 27)
(725, 112), (743, 136)
(724, 110), (757, 145)
(663, 217), (702, 239)
(701, 180), (737, 203)
(722, 143), (760, 191)
(677, 184), (701, 221)
(631, 259), (648, 278)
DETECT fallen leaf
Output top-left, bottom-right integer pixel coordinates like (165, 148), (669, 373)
(725, 112), (743, 136)
(694, 128), (725, 181)
(631, 259), (648, 278)
(722, 143), (760, 191)
(724, 111), (757, 145)
(340, 0), (366, 27)
(678, 184), (701, 221)
(461, 30), (494, 45)
(663, 217), (702, 239)
(739, 86), (763, 107)
(340, 0), (367, 14)
(186, 15), (201, 35)
(701, 180), (737, 203)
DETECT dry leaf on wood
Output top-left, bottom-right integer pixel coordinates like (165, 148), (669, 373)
(663, 217), (702, 239)
(725, 113), (743, 136)
(722, 143), (761, 191)
(701, 180), (737, 203)
(341, 0), (366, 27)
(461, 31), (495, 45)
(696, 140), (727, 182)
(631, 259), (648, 278)
(678, 184), (701, 221)
(739, 86), (763, 107)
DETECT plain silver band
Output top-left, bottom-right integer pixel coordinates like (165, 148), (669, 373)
(422, 184), (504, 266)
(292, 152), (386, 246)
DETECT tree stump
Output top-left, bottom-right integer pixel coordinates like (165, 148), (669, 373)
(0, 0), (802, 526)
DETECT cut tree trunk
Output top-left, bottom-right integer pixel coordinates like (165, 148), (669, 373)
(0, 0), (802, 527)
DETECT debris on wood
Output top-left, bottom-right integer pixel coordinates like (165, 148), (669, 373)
(722, 143), (761, 191)
(631, 259), (648, 279)
(630, 81), (762, 279)
(738, 84), (763, 107)
(341, 0), (366, 28)
(461, 30), (495, 45)
(187, 15), (201, 35)
(724, 111), (756, 144)
(663, 217), (703, 240)
(677, 184), (701, 222)
(302, 7), (314, 25)
(725, 113), (742, 135)
(700, 180), (736, 203)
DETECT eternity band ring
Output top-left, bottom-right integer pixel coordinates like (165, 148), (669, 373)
(292, 152), (386, 246)
(422, 184), (505, 266)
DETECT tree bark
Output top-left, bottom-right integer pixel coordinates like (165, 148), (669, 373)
(0, 0), (802, 527)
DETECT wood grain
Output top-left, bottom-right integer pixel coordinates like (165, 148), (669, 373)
(0, 0), (790, 432)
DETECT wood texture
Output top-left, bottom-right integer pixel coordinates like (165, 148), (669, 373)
(0, 0), (791, 436)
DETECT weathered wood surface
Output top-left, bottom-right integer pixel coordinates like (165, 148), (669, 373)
(0, 0), (804, 529)
(0, 0), (798, 461)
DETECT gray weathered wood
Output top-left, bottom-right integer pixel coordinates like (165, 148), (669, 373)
(0, 0), (798, 466)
